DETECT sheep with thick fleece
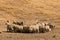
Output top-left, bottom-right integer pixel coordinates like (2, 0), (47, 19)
(5, 22), (23, 32)
(29, 24), (40, 33)
(39, 22), (55, 33)
(5, 23), (14, 32)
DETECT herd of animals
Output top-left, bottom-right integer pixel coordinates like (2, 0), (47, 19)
(5, 20), (55, 33)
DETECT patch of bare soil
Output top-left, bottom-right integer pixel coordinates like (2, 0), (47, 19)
(0, 0), (60, 40)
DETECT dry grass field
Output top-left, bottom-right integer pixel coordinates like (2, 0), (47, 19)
(0, 0), (60, 40)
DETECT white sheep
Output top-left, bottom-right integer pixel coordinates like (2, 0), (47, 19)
(29, 23), (40, 33)
(5, 22), (14, 32)
(5, 22), (23, 33)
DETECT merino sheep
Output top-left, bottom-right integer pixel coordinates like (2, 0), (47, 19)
(22, 25), (29, 33)
(47, 23), (55, 30)
(29, 24), (40, 33)
(11, 24), (23, 33)
(39, 22), (55, 33)
(5, 20), (55, 33)
(5, 22), (14, 32)
(13, 26), (23, 33)
(5, 21), (23, 33)
(36, 22), (47, 33)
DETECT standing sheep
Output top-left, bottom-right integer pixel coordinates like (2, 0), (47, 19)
(47, 23), (55, 30)
(39, 22), (55, 33)
(22, 25), (29, 33)
(5, 21), (23, 33)
(5, 21), (14, 32)
(29, 24), (40, 33)
(12, 24), (23, 33)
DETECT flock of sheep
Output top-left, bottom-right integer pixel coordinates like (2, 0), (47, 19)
(5, 20), (55, 33)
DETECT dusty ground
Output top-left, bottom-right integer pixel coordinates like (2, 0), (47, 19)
(0, 28), (60, 40)
(0, 0), (60, 40)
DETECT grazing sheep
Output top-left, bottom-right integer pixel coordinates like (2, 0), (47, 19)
(37, 23), (46, 33)
(22, 25), (29, 33)
(43, 22), (55, 30)
(39, 22), (55, 33)
(47, 23), (55, 30)
(29, 24), (40, 33)
(29, 27), (34, 33)
(13, 26), (23, 33)
(5, 22), (14, 32)
(11, 24), (23, 33)
(44, 25), (51, 32)
(5, 20), (55, 33)
(5, 21), (23, 33)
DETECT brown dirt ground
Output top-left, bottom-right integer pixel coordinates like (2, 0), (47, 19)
(0, 0), (60, 40)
